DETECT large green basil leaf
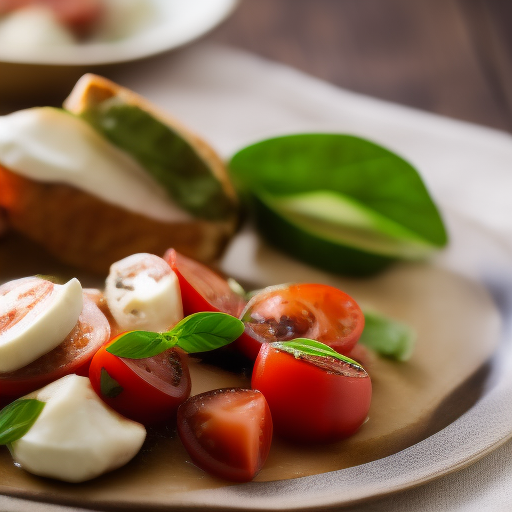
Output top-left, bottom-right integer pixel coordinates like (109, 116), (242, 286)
(229, 134), (447, 275)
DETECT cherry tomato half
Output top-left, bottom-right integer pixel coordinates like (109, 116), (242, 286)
(0, 279), (110, 401)
(252, 343), (372, 443)
(236, 283), (364, 360)
(177, 388), (273, 482)
(164, 248), (245, 317)
(89, 335), (191, 426)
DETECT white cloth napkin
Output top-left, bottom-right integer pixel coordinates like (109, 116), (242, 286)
(3, 42), (512, 512)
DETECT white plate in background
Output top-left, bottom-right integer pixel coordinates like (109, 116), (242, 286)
(0, 0), (239, 66)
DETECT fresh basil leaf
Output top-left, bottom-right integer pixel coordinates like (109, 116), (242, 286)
(100, 368), (124, 398)
(78, 101), (237, 221)
(106, 331), (171, 359)
(170, 312), (244, 353)
(272, 338), (363, 370)
(360, 310), (416, 361)
(230, 134), (447, 276)
(0, 399), (45, 445)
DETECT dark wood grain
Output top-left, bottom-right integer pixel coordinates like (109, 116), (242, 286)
(207, 0), (512, 132)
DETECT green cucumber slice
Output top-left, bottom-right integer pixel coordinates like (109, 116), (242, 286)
(79, 99), (236, 221)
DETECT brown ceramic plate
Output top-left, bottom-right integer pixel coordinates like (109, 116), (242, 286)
(0, 209), (510, 510)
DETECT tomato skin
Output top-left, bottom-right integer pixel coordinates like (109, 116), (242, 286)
(163, 248), (245, 317)
(89, 336), (191, 426)
(0, 296), (110, 400)
(177, 388), (273, 482)
(252, 344), (372, 443)
(237, 283), (365, 361)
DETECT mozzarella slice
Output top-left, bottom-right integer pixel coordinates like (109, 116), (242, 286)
(0, 278), (83, 373)
(0, 107), (191, 223)
(106, 253), (183, 332)
(11, 375), (146, 483)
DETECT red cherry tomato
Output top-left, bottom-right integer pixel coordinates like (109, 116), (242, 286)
(236, 283), (364, 360)
(252, 343), (372, 443)
(164, 248), (245, 317)
(89, 335), (191, 426)
(0, 278), (110, 401)
(177, 388), (273, 482)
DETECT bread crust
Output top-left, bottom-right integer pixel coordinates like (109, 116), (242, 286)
(0, 165), (233, 274)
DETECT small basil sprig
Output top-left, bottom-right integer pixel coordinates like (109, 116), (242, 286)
(100, 368), (124, 398)
(359, 310), (416, 361)
(0, 399), (45, 445)
(272, 338), (364, 370)
(107, 312), (244, 359)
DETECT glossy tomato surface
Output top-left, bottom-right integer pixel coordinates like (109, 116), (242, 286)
(177, 388), (273, 482)
(0, 278), (110, 401)
(237, 283), (364, 360)
(89, 337), (191, 425)
(164, 248), (245, 317)
(252, 343), (372, 443)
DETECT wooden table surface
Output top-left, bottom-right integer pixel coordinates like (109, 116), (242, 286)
(206, 0), (512, 134)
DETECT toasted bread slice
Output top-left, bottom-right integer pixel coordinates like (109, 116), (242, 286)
(64, 73), (238, 206)
(0, 74), (239, 274)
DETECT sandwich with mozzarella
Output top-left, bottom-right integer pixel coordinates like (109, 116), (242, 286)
(0, 74), (239, 274)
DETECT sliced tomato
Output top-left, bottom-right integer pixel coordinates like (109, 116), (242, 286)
(83, 287), (121, 337)
(0, 280), (110, 400)
(236, 283), (364, 360)
(252, 343), (372, 443)
(177, 388), (272, 482)
(164, 248), (245, 317)
(89, 336), (191, 426)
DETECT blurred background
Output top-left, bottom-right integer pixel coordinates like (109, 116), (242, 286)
(209, 0), (512, 133)
(1, 0), (511, 133)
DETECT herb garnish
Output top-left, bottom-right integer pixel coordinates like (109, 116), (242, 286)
(0, 399), (45, 445)
(106, 312), (244, 359)
(272, 338), (364, 370)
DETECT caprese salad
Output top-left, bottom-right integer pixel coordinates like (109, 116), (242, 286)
(0, 250), (373, 484)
